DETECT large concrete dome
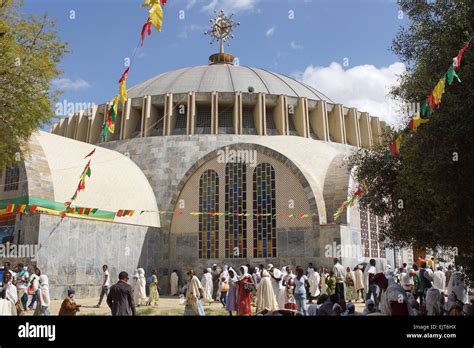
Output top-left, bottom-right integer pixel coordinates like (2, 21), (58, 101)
(127, 65), (334, 102)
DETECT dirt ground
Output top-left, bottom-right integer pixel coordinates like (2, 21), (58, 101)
(20, 296), (367, 316)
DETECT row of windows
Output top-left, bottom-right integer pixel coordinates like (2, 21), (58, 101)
(360, 207), (385, 258)
(199, 162), (277, 259)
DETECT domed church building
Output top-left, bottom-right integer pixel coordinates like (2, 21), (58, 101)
(0, 12), (412, 298)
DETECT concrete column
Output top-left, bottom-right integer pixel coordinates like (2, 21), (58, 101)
(309, 100), (329, 141)
(233, 92), (242, 134)
(274, 95), (288, 135)
(187, 92), (196, 135)
(359, 112), (373, 148)
(370, 116), (381, 146)
(295, 97), (309, 137)
(328, 104), (346, 144)
(164, 93), (174, 136)
(87, 105), (101, 144)
(345, 108), (361, 147)
(120, 99), (131, 140)
(142, 96), (152, 137)
(211, 91), (218, 134)
(75, 110), (89, 142)
(65, 114), (77, 139)
(254, 93), (266, 135)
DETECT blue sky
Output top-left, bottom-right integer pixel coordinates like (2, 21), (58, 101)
(22, 0), (408, 124)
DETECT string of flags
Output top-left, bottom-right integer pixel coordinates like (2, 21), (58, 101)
(4, 204), (37, 214)
(101, 0), (168, 142)
(334, 182), (368, 221)
(389, 38), (472, 156)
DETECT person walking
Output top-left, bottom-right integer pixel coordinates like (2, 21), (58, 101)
(354, 265), (365, 302)
(107, 271), (136, 316)
(332, 258), (346, 303)
(293, 266), (309, 316)
(147, 270), (160, 306)
(95, 265), (110, 308)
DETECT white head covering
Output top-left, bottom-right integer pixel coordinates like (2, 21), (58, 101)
(227, 268), (238, 281)
(426, 288), (442, 316)
(239, 265), (250, 279)
(267, 264), (274, 270)
(206, 268), (212, 273)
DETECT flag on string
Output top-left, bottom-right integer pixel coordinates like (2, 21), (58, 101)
(141, 19), (152, 46)
(420, 99), (431, 118)
(100, 122), (108, 142)
(445, 63), (461, 85)
(5, 204), (15, 213)
(453, 42), (469, 69)
(29, 205), (37, 213)
(432, 78), (446, 106)
(106, 96), (119, 133)
(409, 113), (429, 133)
(84, 148), (96, 159)
(119, 68), (129, 105)
(149, 3), (163, 32)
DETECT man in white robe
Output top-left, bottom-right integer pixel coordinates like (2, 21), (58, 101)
(200, 268), (213, 304)
(432, 266), (446, 293)
(268, 264), (284, 309)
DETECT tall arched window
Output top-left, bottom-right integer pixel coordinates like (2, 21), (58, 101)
(253, 163), (276, 258)
(225, 162), (247, 258)
(4, 166), (19, 192)
(199, 169), (219, 259)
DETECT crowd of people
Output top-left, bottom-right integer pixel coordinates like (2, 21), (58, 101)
(175, 257), (473, 316)
(1, 257), (472, 316)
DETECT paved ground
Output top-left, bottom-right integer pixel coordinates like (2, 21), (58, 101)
(20, 296), (367, 316)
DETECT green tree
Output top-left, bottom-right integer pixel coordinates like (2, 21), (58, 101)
(0, 0), (67, 168)
(347, 0), (474, 275)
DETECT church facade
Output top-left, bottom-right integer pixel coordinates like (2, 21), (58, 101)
(0, 44), (413, 298)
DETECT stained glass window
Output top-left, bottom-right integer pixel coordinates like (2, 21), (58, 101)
(253, 163), (276, 258)
(360, 207), (370, 257)
(225, 162), (247, 258)
(369, 213), (379, 258)
(199, 169), (219, 259)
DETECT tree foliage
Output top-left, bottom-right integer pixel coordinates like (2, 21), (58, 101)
(0, 0), (67, 168)
(347, 0), (474, 274)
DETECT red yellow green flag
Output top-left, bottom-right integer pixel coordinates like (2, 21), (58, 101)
(6, 204), (15, 213)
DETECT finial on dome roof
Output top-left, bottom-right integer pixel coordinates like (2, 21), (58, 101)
(204, 10), (239, 65)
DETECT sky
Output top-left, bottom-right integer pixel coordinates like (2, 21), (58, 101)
(22, 0), (409, 126)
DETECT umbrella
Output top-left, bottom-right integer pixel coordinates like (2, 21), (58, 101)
(353, 262), (368, 272)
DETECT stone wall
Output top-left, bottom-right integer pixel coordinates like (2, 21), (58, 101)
(35, 214), (162, 299)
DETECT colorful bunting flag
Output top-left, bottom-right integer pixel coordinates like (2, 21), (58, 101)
(141, 19), (152, 46)
(84, 148), (96, 159)
(432, 78), (446, 106)
(409, 113), (429, 133)
(149, 3), (163, 32)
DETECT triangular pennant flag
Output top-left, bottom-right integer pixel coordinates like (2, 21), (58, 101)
(141, 19), (152, 46)
(84, 148), (96, 158)
(432, 78), (446, 106)
(454, 42), (469, 69)
(149, 3), (163, 32)
(445, 63), (461, 85)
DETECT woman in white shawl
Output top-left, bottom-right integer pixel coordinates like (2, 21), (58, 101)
(256, 268), (278, 312)
(34, 275), (50, 316)
(0, 272), (18, 315)
(447, 271), (469, 305)
(426, 288), (443, 316)
(184, 270), (205, 316)
(282, 266), (296, 306)
(307, 267), (320, 302)
(170, 270), (179, 296)
(133, 268), (147, 306)
(201, 268), (213, 305)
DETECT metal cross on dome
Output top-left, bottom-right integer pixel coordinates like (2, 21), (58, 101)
(204, 10), (240, 54)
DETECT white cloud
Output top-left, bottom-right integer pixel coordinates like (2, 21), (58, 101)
(290, 41), (303, 49)
(265, 26), (275, 37)
(294, 62), (406, 125)
(201, 0), (258, 13)
(186, 0), (197, 9)
(52, 78), (91, 91)
(178, 24), (205, 39)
